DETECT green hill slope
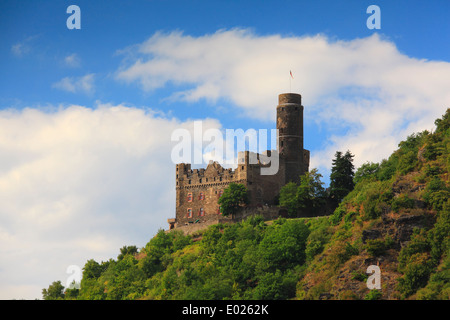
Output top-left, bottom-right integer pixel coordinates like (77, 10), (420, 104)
(298, 108), (449, 300)
(43, 109), (449, 300)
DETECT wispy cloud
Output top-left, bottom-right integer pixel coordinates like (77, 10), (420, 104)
(64, 53), (81, 68)
(52, 73), (95, 94)
(115, 29), (450, 168)
(11, 35), (40, 57)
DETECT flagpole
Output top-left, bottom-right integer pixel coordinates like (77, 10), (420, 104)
(289, 70), (293, 93)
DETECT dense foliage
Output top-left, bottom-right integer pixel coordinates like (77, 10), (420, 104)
(279, 168), (327, 216)
(217, 182), (249, 216)
(44, 109), (449, 300)
(47, 218), (318, 300)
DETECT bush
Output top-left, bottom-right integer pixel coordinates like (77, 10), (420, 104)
(391, 194), (415, 212)
(250, 270), (298, 300)
(258, 220), (310, 272)
(365, 289), (382, 300)
(365, 239), (387, 257)
(330, 204), (346, 225)
(397, 253), (434, 298)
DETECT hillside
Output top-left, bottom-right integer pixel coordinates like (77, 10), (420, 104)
(43, 109), (449, 300)
(298, 108), (450, 300)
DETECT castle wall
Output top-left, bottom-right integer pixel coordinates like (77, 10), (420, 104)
(175, 161), (248, 227)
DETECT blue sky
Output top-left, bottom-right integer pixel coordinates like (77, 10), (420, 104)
(0, 0), (449, 299)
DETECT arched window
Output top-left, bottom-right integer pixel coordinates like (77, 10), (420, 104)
(199, 208), (205, 216)
(187, 208), (192, 218)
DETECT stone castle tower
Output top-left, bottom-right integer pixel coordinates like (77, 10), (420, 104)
(168, 93), (310, 230)
(277, 93), (309, 184)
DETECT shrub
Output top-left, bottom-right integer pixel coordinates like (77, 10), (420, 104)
(365, 239), (387, 257)
(364, 289), (382, 300)
(397, 253), (434, 298)
(330, 204), (346, 225)
(391, 194), (415, 212)
(338, 243), (359, 264)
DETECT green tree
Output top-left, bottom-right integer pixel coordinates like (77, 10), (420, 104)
(257, 219), (310, 272)
(297, 168), (327, 213)
(82, 259), (106, 280)
(218, 183), (249, 216)
(354, 162), (379, 185)
(117, 245), (138, 261)
(278, 169), (326, 216)
(278, 182), (299, 216)
(42, 280), (65, 300)
(329, 150), (355, 204)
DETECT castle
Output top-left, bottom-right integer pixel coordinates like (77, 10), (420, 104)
(168, 93), (310, 230)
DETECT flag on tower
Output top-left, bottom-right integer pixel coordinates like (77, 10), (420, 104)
(290, 70), (294, 79)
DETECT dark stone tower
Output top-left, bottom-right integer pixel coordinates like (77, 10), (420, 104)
(277, 93), (307, 183)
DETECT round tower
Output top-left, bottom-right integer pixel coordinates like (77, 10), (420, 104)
(276, 93), (305, 183)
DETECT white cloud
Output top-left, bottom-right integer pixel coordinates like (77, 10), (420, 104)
(10, 35), (39, 57)
(52, 73), (95, 94)
(0, 104), (222, 299)
(64, 53), (81, 68)
(116, 29), (450, 169)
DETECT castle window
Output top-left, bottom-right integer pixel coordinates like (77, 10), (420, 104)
(217, 206), (222, 215)
(219, 177), (222, 181)
(199, 178), (202, 183)
(199, 192), (205, 200)
(199, 208), (205, 216)
(241, 166), (244, 170)
(188, 180), (191, 184)
(187, 193), (193, 202)
(187, 208), (192, 218)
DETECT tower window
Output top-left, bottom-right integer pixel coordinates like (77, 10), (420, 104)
(187, 208), (192, 218)
(199, 192), (205, 200)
